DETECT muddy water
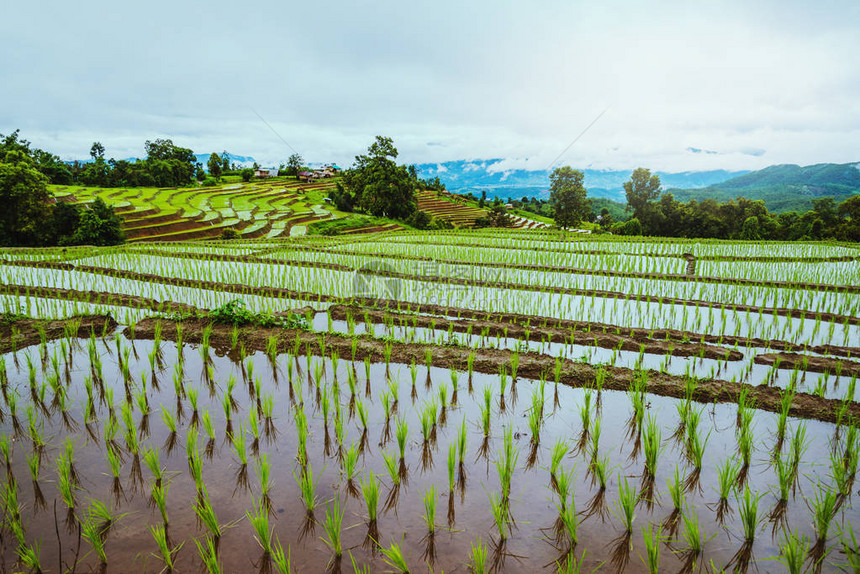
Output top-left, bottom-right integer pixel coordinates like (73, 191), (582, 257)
(1, 336), (856, 572)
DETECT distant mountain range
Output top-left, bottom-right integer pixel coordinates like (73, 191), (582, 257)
(667, 162), (860, 212)
(194, 152), (256, 167)
(413, 160), (748, 202)
(415, 159), (860, 212)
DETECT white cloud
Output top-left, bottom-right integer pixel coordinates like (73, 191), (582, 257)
(1, 0), (858, 171)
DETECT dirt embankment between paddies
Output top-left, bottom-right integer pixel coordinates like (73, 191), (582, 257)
(0, 314), (117, 354)
(755, 353), (860, 377)
(6, 258), (860, 327)
(4, 281), (858, 361)
(128, 317), (860, 425)
(0, 284), (201, 316)
(326, 303), (744, 361)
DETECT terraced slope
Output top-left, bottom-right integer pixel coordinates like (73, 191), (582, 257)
(417, 190), (548, 228)
(51, 178), (343, 241)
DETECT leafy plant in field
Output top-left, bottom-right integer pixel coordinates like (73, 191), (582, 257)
(208, 298), (310, 330)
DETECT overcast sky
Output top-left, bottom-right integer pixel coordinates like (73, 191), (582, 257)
(2, 0), (858, 172)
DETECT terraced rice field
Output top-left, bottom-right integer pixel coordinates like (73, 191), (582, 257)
(1, 230), (859, 572)
(417, 191), (548, 229)
(52, 179), (343, 241)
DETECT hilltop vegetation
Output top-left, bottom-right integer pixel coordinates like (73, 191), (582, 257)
(668, 162), (860, 212)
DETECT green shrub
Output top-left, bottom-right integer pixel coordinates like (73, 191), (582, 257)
(202, 178), (217, 187)
(207, 299), (309, 330)
(219, 228), (240, 240)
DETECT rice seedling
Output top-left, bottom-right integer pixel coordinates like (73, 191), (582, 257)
(195, 536), (222, 574)
(527, 386), (543, 446)
(423, 485), (437, 535)
(663, 466), (684, 537)
(641, 523), (661, 574)
(678, 508), (707, 571)
(342, 442), (360, 496)
(615, 475), (638, 533)
(774, 528), (809, 574)
(150, 523), (183, 572)
(271, 538), (293, 574)
(105, 446), (125, 506)
(231, 423), (249, 490)
(256, 453), (273, 512)
(295, 461), (319, 518)
(195, 485), (224, 543)
(321, 496), (345, 565)
(380, 540), (410, 573)
(16, 540), (43, 574)
(248, 496), (274, 557)
(160, 405), (178, 452)
(469, 537), (488, 574)
(80, 505), (110, 564)
(808, 483), (839, 564)
(489, 491), (509, 541)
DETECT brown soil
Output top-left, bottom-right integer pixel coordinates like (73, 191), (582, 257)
(127, 317), (860, 425)
(327, 303), (744, 361)
(755, 353), (860, 377)
(0, 284), (201, 316)
(0, 314), (117, 354)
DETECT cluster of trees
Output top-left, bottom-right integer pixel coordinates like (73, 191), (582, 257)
(621, 168), (860, 241)
(74, 138), (197, 188)
(333, 137), (416, 219)
(0, 130), (198, 188)
(0, 146), (124, 246)
(1, 130), (309, 190)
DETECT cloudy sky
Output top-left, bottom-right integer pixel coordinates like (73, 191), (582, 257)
(2, 0), (858, 172)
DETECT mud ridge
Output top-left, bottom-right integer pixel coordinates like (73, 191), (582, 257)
(127, 317), (860, 425)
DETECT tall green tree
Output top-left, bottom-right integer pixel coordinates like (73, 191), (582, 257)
(287, 153), (304, 176)
(71, 198), (125, 246)
(548, 166), (590, 229)
(341, 136), (417, 220)
(90, 142), (105, 161)
(0, 150), (52, 246)
(624, 168), (663, 233)
(207, 153), (222, 179)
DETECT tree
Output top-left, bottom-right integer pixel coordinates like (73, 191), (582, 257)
(50, 201), (82, 245)
(599, 207), (614, 228)
(0, 150), (52, 246)
(340, 136), (417, 220)
(287, 153), (304, 176)
(624, 168), (663, 234)
(241, 169), (253, 182)
(741, 215), (761, 240)
(221, 152), (230, 173)
(71, 198), (125, 246)
(478, 190), (487, 208)
(548, 166), (590, 229)
(143, 139), (196, 186)
(90, 142), (105, 161)
(208, 153), (222, 180)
